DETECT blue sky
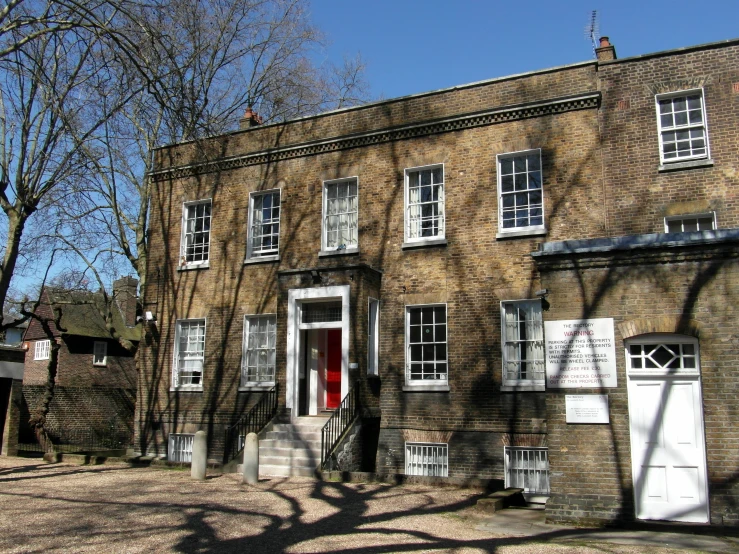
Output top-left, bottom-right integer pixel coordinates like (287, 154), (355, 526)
(310, 0), (738, 101)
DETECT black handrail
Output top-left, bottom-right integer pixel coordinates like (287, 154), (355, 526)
(321, 382), (360, 470)
(223, 385), (278, 463)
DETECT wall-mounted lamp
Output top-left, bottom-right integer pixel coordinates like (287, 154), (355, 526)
(310, 270), (321, 284)
(137, 311), (157, 324)
(535, 289), (550, 311)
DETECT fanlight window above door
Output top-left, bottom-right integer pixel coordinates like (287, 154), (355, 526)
(301, 301), (342, 324)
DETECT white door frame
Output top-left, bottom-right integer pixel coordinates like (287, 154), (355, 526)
(625, 334), (709, 523)
(286, 285), (350, 418)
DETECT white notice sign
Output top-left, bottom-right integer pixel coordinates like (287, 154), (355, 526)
(566, 395), (610, 424)
(545, 318), (617, 388)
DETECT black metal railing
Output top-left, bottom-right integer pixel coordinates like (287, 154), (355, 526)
(321, 382), (360, 471)
(223, 385), (278, 463)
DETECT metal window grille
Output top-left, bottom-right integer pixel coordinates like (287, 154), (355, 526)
(499, 151), (543, 230)
(324, 179), (358, 249)
(405, 442), (448, 477)
(249, 191), (280, 257)
(665, 213), (715, 233)
(505, 447), (550, 494)
(168, 434), (194, 462)
(501, 300), (545, 384)
(658, 92), (707, 162)
(175, 320), (205, 387)
(34, 340), (50, 360)
(407, 306), (447, 382)
(406, 167), (444, 240)
(301, 301), (342, 323)
(183, 202), (211, 263)
(241, 316), (276, 385)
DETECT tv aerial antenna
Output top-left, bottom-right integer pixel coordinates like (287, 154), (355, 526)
(585, 10), (600, 57)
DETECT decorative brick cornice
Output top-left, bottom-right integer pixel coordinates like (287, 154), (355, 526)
(151, 92), (601, 182)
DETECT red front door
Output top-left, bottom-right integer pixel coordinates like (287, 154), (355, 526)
(326, 329), (342, 409)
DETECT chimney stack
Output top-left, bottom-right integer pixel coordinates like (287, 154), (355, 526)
(596, 36), (617, 62)
(239, 106), (263, 130)
(113, 276), (139, 327)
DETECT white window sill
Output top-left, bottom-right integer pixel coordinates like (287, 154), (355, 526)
(93, 364), (107, 367)
(658, 158), (713, 172)
(318, 248), (359, 258)
(403, 383), (450, 392)
(170, 387), (204, 392)
(178, 262), (209, 271)
(238, 383), (276, 391)
(500, 384), (546, 392)
(496, 227), (547, 240)
(401, 238), (447, 250)
(244, 254), (280, 265)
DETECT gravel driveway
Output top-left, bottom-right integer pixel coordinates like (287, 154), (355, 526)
(0, 457), (722, 553)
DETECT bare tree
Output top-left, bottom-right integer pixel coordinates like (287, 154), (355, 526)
(54, 0), (369, 300)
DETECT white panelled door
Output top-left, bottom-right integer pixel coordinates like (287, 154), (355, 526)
(626, 338), (709, 523)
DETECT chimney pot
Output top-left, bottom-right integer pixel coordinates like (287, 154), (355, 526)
(596, 36), (617, 62)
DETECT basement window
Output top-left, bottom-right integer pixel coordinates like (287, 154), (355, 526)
(405, 442), (448, 477)
(168, 433), (194, 462)
(504, 446), (550, 496)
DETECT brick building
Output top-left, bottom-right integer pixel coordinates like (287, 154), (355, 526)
(137, 36), (739, 526)
(20, 278), (140, 451)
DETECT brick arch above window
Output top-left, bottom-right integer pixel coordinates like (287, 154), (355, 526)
(618, 316), (701, 340)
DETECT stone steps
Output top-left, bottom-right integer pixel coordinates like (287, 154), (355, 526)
(238, 416), (330, 478)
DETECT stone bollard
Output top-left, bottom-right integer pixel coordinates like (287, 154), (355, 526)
(242, 432), (259, 484)
(191, 430), (207, 480)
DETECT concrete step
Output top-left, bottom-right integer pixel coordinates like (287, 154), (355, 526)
(260, 454), (319, 466)
(259, 447), (321, 460)
(265, 430), (323, 442)
(261, 438), (321, 450)
(236, 463), (318, 477)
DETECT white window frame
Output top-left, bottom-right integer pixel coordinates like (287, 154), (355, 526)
(168, 433), (194, 462)
(367, 298), (379, 377)
(504, 446), (550, 498)
(180, 199), (212, 268)
(500, 300), (545, 391)
(404, 164), (445, 245)
(322, 177), (359, 253)
(93, 341), (107, 366)
(656, 89), (710, 165)
(34, 339), (50, 360)
(496, 149), (545, 238)
(664, 212), (716, 233)
(246, 189), (281, 261)
(172, 319), (206, 391)
(240, 315), (277, 389)
(405, 442), (448, 477)
(625, 335), (700, 377)
(404, 304), (449, 392)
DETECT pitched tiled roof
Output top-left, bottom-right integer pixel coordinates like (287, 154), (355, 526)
(44, 288), (140, 342)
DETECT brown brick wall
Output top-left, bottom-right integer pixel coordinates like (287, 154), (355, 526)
(540, 246), (739, 525)
(137, 39), (739, 526)
(20, 386), (135, 449)
(23, 337), (137, 389)
(598, 44), (739, 236)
